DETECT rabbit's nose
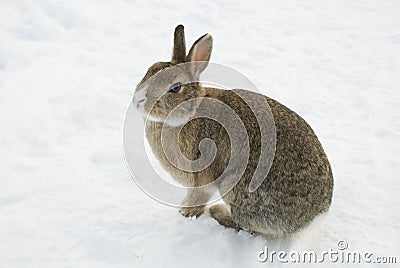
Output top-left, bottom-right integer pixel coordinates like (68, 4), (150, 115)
(135, 97), (147, 108)
(133, 96), (146, 109)
(134, 86), (148, 107)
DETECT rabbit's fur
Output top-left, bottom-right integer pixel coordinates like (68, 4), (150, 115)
(133, 25), (333, 237)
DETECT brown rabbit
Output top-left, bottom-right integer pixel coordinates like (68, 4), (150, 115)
(133, 25), (333, 237)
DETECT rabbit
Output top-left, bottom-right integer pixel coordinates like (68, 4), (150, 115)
(133, 25), (333, 237)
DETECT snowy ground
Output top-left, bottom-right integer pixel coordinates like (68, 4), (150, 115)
(1, 0), (400, 267)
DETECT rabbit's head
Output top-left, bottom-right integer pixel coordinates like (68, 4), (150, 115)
(133, 25), (213, 126)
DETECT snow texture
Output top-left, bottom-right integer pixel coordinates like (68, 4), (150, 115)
(0, 0), (399, 267)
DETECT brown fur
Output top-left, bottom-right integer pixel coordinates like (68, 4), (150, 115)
(134, 25), (334, 236)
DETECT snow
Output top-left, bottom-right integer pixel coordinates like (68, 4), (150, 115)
(1, 0), (399, 267)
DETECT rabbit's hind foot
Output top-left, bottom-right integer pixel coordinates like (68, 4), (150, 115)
(209, 204), (242, 231)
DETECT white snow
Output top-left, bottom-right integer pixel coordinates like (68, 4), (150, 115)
(1, 0), (399, 267)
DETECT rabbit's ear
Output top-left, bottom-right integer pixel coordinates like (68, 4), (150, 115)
(186, 33), (213, 77)
(172, 25), (186, 63)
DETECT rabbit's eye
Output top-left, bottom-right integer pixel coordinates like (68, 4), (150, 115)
(169, 82), (182, 93)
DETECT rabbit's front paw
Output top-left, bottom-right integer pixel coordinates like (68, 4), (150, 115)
(179, 205), (205, 218)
